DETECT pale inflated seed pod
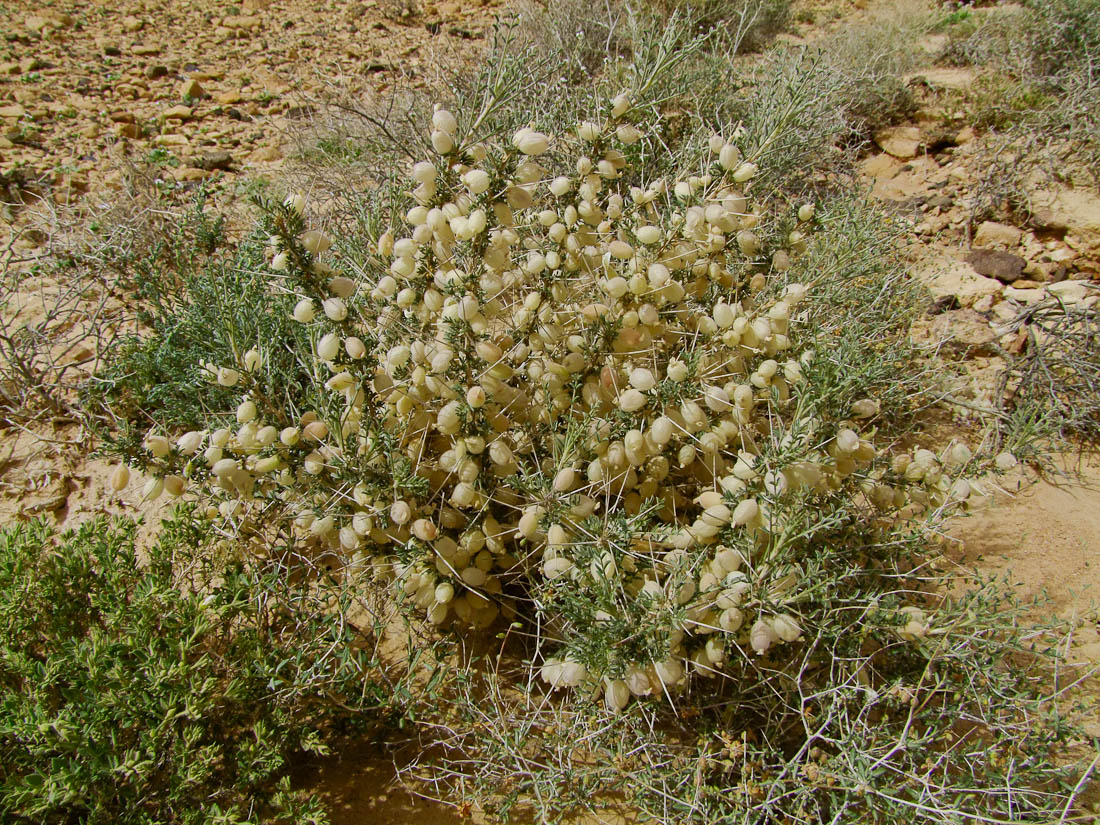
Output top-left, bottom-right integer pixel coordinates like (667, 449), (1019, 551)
(616, 124), (641, 145)
(516, 130), (549, 155)
(293, 298), (315, 323)
(236, 399), (257, 424)
(553, 467), (575, 492)
(412, 518), (438, 542)
(216, 367), (240, 387)
(177, 431), (204, 454)
(732, 162), (758, 182)
(732, 498), (758, 526)
(836, 429), (860, 454)
(577, 121), (600, 141)
(109, 464), (131, 491)
(142, 477), (164, 501)
(243, 348), (262, 372)
(611, 92), (631, 118)
(750, 619), (778, 654)
(771, 614), (802, 642)
(549, 176), (571, 197)
(462, 169), (490, 195)
(432, 107), (457, 135)
(718, 144), (740, 171)
(994, 451), (1018, 471)
(412, 161), (436, 183)
(798, 203), (815, 222)
(430, 130), (454, 154)
(345, 337), (367, 359)
(851, 398), (879, 419)
(317, 332), (340, 361)
(280, 427), (300, 447)
(300, 230), (332, 255)
(605, 679), (631, 711)
(619, 388), (647, 412)
(145, 434), (171, 458)
(390, 500), (412, 525)
(270, 251), (289, 271)
(629, 367), (656, 391)
(323, 297), (348, 321)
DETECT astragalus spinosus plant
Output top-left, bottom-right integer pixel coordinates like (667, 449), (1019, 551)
(111, 93), (972, 709)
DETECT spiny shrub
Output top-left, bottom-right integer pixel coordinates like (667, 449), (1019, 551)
(0, 514), (409, 824)
(107, 91), (979, 710)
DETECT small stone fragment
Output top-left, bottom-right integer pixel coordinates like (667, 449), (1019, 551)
(965, 249), (1027, 283)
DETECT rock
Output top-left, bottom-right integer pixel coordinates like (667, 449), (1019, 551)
(862, 153), (900, 179)
(1047, 281), (1090, 304)
(115, 122), (140, 139)
(161, 104), (194, 120)
(966, 249), (1027, 283)
(122, 15), (144, 33)
(1003, 286), (1044, 305)
(145, 65), (169, 79)
(874, 126), (923, 159)
(973, 221), (1022, 249)
(24, 15), (51, 34)
(154, 133), (189, 146)
(20, 57), (43, 73)
(991, 300), (1018, 323)
(955, 126), (976, 145)
(173, 166), (213, 181)
(0, 105), (28, 119)
(249, 144), (282, 162)
(189, 150), (232, 170)
(132, 44), (161, 56)
(215, 90), (242, 104)
(0, 62), (19, 75)
(100, 41), (122, 56)
(928, 309), (997, 358)
(80, 123), (100, 138)
(972, 294), (995, 313)
(919, 258), (1003, 308)
(180, 78), (205, 99)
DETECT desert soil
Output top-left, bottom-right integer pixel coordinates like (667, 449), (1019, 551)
(1, 0), (1098, 821)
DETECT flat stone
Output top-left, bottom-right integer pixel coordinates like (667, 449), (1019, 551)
(1004, 286), (1044, 305)
(874, 126), (923, 159)
(173, 166), (214, 181)
(161, 104), (193, 120)
(122, 15), (144, 32)
(179, 78), (205, 99)
(154, 133), (189, 146)
(1047, 281), (1090, 303)
(918, 257), (1003, 308)
(0, 105), (28, 119)
(973, 221), (1022, 249)
(927, 308), (997, 358)
(132, 44), (161, 56)
(145, 65), (169, 79)
(214, 90), (242, 104)
(862, 153), (900, 179)
(188, 149), (232, 170)
(966, 249), (1027, 283)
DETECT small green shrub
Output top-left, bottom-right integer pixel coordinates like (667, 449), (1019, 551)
(0, 514), (412, 824)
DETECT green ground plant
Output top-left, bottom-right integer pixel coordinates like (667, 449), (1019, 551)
(0, 512), (424, 824)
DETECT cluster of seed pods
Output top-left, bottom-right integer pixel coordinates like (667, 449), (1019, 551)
(118, 95), (967, 709)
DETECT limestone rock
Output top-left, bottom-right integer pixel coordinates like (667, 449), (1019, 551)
(966, 249), (1027, 283)
(927, 309), (997, 358)
(973, 221), (1022, 249)
(180, 77), (205, 99)
(919, 257), (1003, 308)
(874, 126), (923, 159)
